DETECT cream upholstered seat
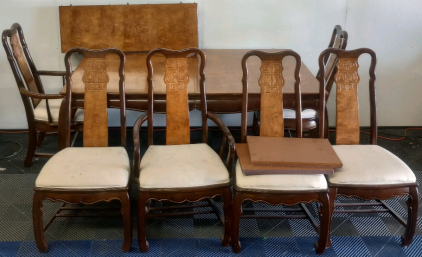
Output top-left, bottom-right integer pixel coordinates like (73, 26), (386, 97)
(283, 109), (317, 120)
(139, 143), (230, 189)
(36, 147), (130, 189)
(34, 99), (84, 125)
(235, 160), (327, 191)
(327, 145), (416, 185)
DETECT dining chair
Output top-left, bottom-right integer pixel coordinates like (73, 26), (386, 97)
(283, 25), (348, 138)
(2, 23), (83, 167)
(132, 48), (234, 252)
(32, 47), (132, 252)
(318, 48), (418, 248)
(232, 50), (331, 254)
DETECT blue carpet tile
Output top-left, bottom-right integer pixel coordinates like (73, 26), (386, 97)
(0, 237), (421, 256)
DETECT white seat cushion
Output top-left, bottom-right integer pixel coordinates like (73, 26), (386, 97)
(36, 147), (130, 189)
(34, 99), (84, 125)
(283, 109), (317, 119)
(235, 160), (327, 191)
(327, 145), (416, 185)
(139, 143), (230, 189)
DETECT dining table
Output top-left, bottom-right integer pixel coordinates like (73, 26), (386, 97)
(58, 49), (321, 149)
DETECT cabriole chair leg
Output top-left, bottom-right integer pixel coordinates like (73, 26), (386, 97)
(222, 187), (232, 247)
(137, 193), (149, 253)
(120, 192), (132, 252)
(402, 186), (419, 247)
(231, 192), (243, 253)
(315, 192), (330, 254)
(33, 192), (48, 252)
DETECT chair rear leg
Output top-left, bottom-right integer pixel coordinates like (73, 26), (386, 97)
(315, 192), (330, 254)
(325, 188), (336, 248)
(120, 192), (132, 252)
(231, 191), (243, 253)
(310, 127), (319, 138)
(24, 127), (37, 167)
(138, 192), (149, 252)
(221, 187), (232, 247)
(36, 131), (46, 147)
(324, 108), (329, 138)
(252, 111), (260, 136)
(402, 186), (419, 247)
(33, 192), (48, 252)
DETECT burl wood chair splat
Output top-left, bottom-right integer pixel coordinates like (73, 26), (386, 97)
(164, 58), (190, 145)
(82, 58), (110, 147)
(258, 60), (285, 137)
(334, 58), (360, 145)
(10, 33), (41, 106)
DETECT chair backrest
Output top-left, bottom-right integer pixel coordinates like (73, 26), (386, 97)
(64, 47), (127, 147)
(318, 48), (377, 145)
(316, 25), (348, 98)
(2, 23), (44, 109)
(240, 50), (302, 143)
(146, 48), (207, 146)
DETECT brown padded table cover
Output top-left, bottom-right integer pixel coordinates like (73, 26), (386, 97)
(247, 136), (343, 168)
(236, 143), (334, 175)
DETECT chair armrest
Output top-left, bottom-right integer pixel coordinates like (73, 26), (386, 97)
(37, 70), (66, 76)
(132, 113), (148, 183)
(19, 87), (64, 99)
(207, 111), (236, 171)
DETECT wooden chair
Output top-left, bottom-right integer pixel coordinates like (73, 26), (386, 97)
(32, 47), (131, 252)
(318, 48), (418, 247)
(132, 48), (234, 252)
(283, 25), (348, 137)
(2, 23), (83, 167)
(232, 50), (331, 254)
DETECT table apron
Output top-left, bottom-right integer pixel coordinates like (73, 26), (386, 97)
(71, 93), (320, 113)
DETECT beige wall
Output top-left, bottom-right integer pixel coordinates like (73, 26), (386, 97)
(1, 0), (421, 128)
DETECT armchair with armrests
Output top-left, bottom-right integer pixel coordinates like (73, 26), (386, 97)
(32, 47), (131, 252)
(318, 48), (418, 248)
(132, 48), (235, 252)
(2, 23), (83, 166)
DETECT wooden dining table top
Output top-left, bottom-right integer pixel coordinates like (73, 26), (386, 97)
(61, 49), (320, 97)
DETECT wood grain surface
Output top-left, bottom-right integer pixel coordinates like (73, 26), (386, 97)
(236, 143), (334, 175)
(82, 58), (109, 147)
(61, 50), (318, 96)
(335, 58), (360, 145)
(61, 53), (198, 95)
(204, 49), (318, 95)
(164, 58), (190, 145)
(59, 4), (198, 52)
(258, 60), (284, 137)
(247, 136), (343, 168)
(10, 34), (40, 106)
